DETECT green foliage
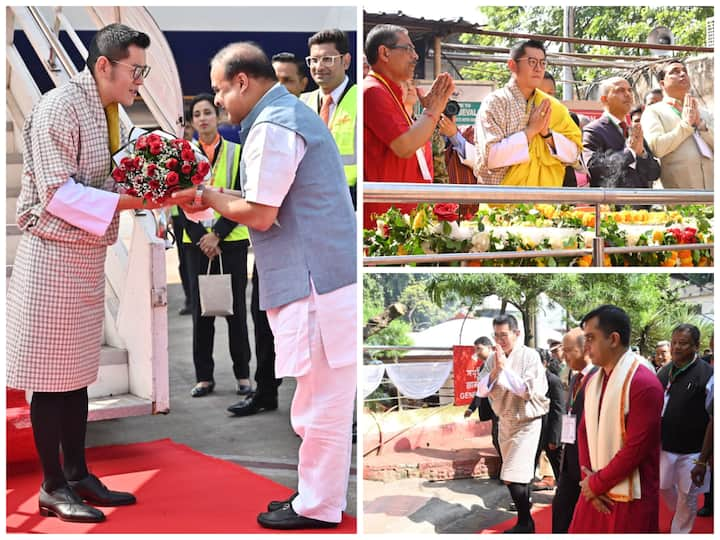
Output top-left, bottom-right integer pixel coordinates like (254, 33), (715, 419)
(462, 7), (714, 96)
(398, 282), (447, 330)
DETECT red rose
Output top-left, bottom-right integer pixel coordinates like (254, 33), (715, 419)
(135, 136), (148, 150)
(172, 138), (186, 147)
(191, 173), (204, 185)
(196, 161), (210, 176)
(133, 157), (143, 170)
(433, 203), (460, 222)
(149, 179), (160, 190)
(144, 191), (154, 200)
(147, 133), (162, 145)
(125, 188), (137, 196)
(181, 140), (191, 151)
(181, 163), (192, 175)
(111, 168), (126, 182)
(165, 158), (179, 170)
(181, 149), (196, 162)
(120, 157), (135, 170)
(146, 163), (158, 177)
(166, 171), (180, 186)
(149, 143), (163, 156)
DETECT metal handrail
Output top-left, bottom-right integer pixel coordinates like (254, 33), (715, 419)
(363, 183), (714, 267)
(363, 183), (713, 205)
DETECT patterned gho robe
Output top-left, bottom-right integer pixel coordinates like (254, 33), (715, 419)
(7, 69), (122, 392)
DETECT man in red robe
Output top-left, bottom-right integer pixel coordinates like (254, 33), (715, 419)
(569, 305), (664, 533)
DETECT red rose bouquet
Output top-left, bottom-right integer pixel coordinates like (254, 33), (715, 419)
(111, 130), (211, 204)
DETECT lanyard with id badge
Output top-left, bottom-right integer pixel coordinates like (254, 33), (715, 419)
(560, 374), (586, 444)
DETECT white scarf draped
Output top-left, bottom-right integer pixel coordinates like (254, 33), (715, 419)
(584, 350), (642, 502)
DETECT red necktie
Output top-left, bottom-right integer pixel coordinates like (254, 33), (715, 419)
(569, 372), (584, 412)
(619, 121), (628, 139)
(320, 94), (333, 126)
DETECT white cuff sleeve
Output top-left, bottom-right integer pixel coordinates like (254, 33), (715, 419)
(628, 147), (638, 170)
(497, 366), (528, 396)
(46, 178), (119, 236)
(487, 131), (530, 169)
(462, 140), (478, 170)
(550, 132), (579, 163)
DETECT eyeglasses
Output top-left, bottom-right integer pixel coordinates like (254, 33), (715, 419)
(111, 60), (151, 80)
(493, 332), (512, 339)
(305, 55), (343, 68)
(516, 57), (547, 69)
(387, 44), (417, 54)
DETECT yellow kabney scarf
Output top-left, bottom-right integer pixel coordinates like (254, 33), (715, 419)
(502, 89), (583, 187)
(105, 103), (121, 153)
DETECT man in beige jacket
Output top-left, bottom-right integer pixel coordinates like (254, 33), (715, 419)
(641, 61), (713, 190)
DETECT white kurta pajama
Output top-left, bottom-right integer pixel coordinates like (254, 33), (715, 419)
(7, 69), (122, 392)
(476, 344), (549, 483)
(243, 122), (357, 524)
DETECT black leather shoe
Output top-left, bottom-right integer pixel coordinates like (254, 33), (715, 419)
(191, 381), (215, 397)
(267, 492), (298, 512)
(178, 305), (192, 316)
(39, 485), (106, 523)
(236, 383), (253, 396)
(257, 503), (338, 530)
(227, 396), (277, 416)
(504, 520), (535, 533)
(68, 474), (136, 506)
(698, 506), (713, 517)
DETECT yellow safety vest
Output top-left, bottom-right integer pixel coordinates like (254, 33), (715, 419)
(183, 138), (249, 243)
(300, 85), (357, 187)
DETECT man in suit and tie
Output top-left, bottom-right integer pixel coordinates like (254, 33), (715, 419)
(551, 328), (598, 533)
(300, 29), (357, 208)
(583, 77), (660, 188)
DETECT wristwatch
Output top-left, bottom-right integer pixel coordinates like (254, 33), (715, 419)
(541, 130), (553, 139)
(193, 184), (205, 206)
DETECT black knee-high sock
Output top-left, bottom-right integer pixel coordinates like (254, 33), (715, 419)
(507, 482), (532, 526)
(60, 387), (90, 481)
(30, 392), (66, 492)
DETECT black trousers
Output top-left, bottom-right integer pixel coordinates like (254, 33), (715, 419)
(551, 468), (581, 533)
(535, 415), (562, 480)
(349, 185), (357, 210)
(30, 388), (90, 492)
(171, 213), (191, 306)
(186, 241), (251, 383)
(250, 267), (281, 400)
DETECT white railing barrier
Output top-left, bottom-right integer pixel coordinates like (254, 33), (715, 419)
(363, 183), (713, 266)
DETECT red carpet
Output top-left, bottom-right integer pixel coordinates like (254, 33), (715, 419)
(7, 438), (356, 534)
(6, 388), (37, 465)
(480, 496), (713, 533)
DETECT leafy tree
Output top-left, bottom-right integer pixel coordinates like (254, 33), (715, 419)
(398, 281), (447, 330)
(461, 6), (713, 96)
(427, 273), (574, 346)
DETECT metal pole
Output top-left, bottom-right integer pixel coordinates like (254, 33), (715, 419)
(562, 6), (574, 100)
(434, 35), (442, 78)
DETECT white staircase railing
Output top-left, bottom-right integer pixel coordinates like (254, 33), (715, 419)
(6, 6), (173, 415)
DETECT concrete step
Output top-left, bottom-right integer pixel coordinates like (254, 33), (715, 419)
(7, 121), (16, 154)
(6, 196), (18, 225)
(6, 154), (23, 191)
(88, 346), (130, 399)
(88, 393), (153, 421)
(6, 233), (21, 267)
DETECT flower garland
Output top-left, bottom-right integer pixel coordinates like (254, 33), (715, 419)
(364, 203), (713, 267)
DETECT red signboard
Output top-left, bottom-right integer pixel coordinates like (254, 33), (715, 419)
(453, 345), (481, 405)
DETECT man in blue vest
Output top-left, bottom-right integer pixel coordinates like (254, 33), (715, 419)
(300, 29), (357, 208)
(174, 42), (356, 530)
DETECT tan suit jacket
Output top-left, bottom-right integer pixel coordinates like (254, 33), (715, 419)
(641, 101), (713, 190)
